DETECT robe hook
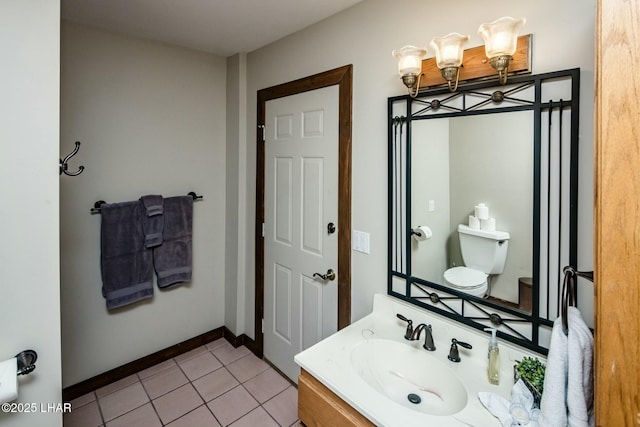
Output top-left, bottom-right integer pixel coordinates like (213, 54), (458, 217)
(60, 141), (85, 176)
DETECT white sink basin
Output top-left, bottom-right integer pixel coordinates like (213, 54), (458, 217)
(350, 339), (468, 416)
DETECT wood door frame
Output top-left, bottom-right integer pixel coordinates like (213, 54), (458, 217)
(254, 65), (353, 357)
(594, 0), (640, 424)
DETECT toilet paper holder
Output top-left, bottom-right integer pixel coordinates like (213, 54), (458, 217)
(15, 350), (37, 376)
(411, 226), (432, 241)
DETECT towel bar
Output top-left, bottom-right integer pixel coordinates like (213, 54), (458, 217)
(187, 192), (203, 201)
(90, 193), (203, 214)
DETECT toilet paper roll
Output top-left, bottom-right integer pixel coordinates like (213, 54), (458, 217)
(0, 358), (18, 404)
(468, 215), (480, 229)
(412, 225), (433, 241)
(475, 203), (490, 220)
(481, 217), (496, 231)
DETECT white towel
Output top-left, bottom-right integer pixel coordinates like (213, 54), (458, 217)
(566, 307), (594, 427)
(539, 317), (568, 427)
(478, 392), (512, 427)
(478, 380), (536, 427)
(539, 307), (594, 427)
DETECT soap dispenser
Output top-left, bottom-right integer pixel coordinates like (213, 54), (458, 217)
(484, 328), (500, 385)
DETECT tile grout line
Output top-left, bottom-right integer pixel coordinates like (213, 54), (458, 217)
(261, 397), (285, 427)
(95, 391), (107, 427)
(135, 371), (166, 427)
(235, 372), (295, 426)
(179, 349), (226, 427)
(207, 384), (248, 427)
(261, 385), (299, 427)
(210, 349), (261, 426)
(99, 377), (150, 426)
(66, 343), (299, 427)
(163, 352), (210, 426)
(192, 348), (284, 426)
(172, 345), (244, 427)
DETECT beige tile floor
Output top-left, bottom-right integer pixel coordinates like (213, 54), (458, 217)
(63, 339), (301, 427)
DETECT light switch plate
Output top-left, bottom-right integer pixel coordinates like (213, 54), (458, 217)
(352, 230), (370, 254)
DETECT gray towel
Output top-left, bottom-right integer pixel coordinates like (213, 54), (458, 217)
(140, 195), (164, 248)
(153, 196), (193, 288)
(100, 201), (154, 309)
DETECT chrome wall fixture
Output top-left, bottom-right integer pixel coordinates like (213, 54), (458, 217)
(393, 16), (526, 94)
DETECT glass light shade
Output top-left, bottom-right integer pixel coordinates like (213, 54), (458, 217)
(392, 45), (427, 76)
(478, 17), (526, 58)
(430, 33), (470, 68)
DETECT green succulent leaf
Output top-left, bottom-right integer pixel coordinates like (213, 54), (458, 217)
(514, 356), (546, 394)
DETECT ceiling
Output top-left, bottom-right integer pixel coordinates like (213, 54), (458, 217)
(61, 0), (364, 57)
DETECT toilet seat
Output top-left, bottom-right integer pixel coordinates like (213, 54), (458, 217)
(444, 266), (488, 290)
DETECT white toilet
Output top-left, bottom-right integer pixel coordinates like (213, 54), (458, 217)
(444, 224), (510, 297)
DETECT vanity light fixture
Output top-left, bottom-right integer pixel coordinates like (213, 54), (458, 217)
(429, 33), (470, 92)
(393, 17), (527, 94)
(392, 45), (427, 98)
(478, 16), (526, 85)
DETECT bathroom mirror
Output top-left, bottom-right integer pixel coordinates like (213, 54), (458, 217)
(410, 112), (533, 302)
(388, 69), (580, 353)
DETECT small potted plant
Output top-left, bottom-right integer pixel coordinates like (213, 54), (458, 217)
(514, 356), (545, 407)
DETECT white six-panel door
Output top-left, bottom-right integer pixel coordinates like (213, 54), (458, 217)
(264, 85), (339, 382)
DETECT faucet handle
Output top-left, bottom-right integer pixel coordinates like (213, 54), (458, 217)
(447, 338), (472, 363)
(396, 313), (413, 340)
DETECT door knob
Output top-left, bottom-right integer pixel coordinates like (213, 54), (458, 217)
(327, 222), (336, 234)
(313, 269), (336, 281)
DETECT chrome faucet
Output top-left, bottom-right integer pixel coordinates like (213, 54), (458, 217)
(410, 323), (436, 351)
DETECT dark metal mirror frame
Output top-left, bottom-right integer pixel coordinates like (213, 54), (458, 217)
(387, 68), (580, 354)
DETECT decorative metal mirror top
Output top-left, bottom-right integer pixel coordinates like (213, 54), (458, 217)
(387, 69), (580, 354)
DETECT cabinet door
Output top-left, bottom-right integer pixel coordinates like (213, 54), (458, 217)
(298, 370), (375, 427)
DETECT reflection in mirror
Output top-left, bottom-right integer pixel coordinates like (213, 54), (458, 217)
(388, 69), (581, 353)
(411, 112), (533, 307)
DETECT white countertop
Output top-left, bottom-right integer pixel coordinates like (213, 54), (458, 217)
(295, 294), (543, 427)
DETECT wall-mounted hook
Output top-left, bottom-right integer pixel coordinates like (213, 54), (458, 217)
(60, 141), (85, 176)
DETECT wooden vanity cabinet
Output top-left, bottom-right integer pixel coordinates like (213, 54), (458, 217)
(298, 369), (375, 427)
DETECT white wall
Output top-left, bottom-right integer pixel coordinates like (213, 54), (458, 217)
(0, 2), (62, 426)
(59, 22), (228, 386)
(225, 53), (248, 336)
(411, 119), (450, 285)
(244, 0), (596, 332)
(449, 112), (534, 302)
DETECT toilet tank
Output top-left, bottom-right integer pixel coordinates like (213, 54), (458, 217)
(457, 224), (510, 274)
